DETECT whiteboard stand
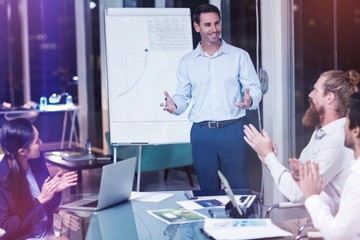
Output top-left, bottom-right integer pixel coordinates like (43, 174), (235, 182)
(136, 145), (143, 192)
(112, 143), (142, 192)
(112, 144), (118, 164)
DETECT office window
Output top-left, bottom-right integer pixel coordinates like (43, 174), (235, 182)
(0, 0), (77, 143)
(293, 0), (360, 155)
(0, 0), (24, 106)
(27, 0), (77, 102)
(124, 0), (155, 7)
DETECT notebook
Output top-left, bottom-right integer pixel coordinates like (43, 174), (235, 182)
(60, 157), (136, 211)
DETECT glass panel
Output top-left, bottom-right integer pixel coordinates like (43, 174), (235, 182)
(87, 0), (103, 148)
(0, 0), (24, 106)
(0, 0), (78, 143)
(337, 1), (360, 70)
(27, 0), (77, 103)
(293, 0), (334, 155)
(221, 0), (261, 192)
(124, 0), (155, 7)
(26, 0), (77, 143)
(293, 0), (360, 155)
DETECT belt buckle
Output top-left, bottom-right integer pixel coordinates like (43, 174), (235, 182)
(207, 121), (219, 128)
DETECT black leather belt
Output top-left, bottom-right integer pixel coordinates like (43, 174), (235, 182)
(199, 118), (240, 128)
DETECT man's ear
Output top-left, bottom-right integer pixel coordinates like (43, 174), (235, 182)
(193, 22), (200, 33)
(327, 92), (336, 102)
(355, 126), (360, 139)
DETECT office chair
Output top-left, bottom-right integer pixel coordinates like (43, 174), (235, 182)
(265, 202), (305, 218)
(294, 223), (323, 239)
(265, 202), (323, 239)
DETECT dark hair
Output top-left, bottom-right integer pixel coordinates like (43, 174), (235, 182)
(321, 69), (360, 117)
(348, 92), (360, 130)
(1, 118), (35, 158)
(0, 118), (35, 218)
(193, 4), (221, 24)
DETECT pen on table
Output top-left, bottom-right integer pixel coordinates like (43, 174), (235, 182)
(208, 209), (215, 218)
(163, 98), (167, 110)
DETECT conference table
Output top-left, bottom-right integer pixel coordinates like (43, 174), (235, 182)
(57, 190), (260, 240)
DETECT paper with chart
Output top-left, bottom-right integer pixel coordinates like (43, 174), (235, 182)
(147, 208), (208, 225)
(203, 218), (292, 239)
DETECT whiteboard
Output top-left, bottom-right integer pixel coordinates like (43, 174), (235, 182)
(105, 8), (193, 144)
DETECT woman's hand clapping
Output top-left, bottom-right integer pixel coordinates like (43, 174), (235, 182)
(37, 177), (60, 204)
(53, 171), (78, 192)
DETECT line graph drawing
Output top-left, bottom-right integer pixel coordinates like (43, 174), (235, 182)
(116, 49), (149, 97)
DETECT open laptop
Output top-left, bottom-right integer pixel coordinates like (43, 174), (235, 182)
(60, 157), (136, 211)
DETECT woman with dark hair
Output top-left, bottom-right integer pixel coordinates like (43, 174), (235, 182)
(0, 118), (77, 239)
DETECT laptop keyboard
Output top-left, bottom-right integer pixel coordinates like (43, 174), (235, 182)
(81, 200), (98, 208)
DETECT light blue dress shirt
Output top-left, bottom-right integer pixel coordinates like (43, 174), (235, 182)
(173, 39), (262, 123)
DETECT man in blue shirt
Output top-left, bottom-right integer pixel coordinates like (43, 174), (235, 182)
(162, 3), (262, 190)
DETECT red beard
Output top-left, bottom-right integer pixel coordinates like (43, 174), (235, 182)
(302, 101), (320, 127)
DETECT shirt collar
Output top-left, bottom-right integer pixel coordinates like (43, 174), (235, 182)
(350, 156), (360, 173)
(193, 39), (230, 58)
(316, 117), (346, 137)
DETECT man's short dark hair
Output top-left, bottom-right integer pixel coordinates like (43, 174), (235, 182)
(193, 4), (221, 24)
(348, 91), (360, 130)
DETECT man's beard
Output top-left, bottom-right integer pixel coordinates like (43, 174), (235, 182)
(302, 101), (321, 127)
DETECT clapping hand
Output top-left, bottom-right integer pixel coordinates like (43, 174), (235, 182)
(54, 209), (81, 232)
(299, 161), (326, 199)
(160, 91), (177, 113)
(289, 158), (301, 183)
(244, 124), (274, 162)
(53, 171), (78, 192)
(37, 177), (60, 204)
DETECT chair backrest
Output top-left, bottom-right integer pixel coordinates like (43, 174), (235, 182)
(105, 131), (193, 172)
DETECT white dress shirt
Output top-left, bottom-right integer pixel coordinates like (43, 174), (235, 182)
(264, 118), (353, 214)
(305, 157), (360, 240)
(173, 40), (262, 123)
